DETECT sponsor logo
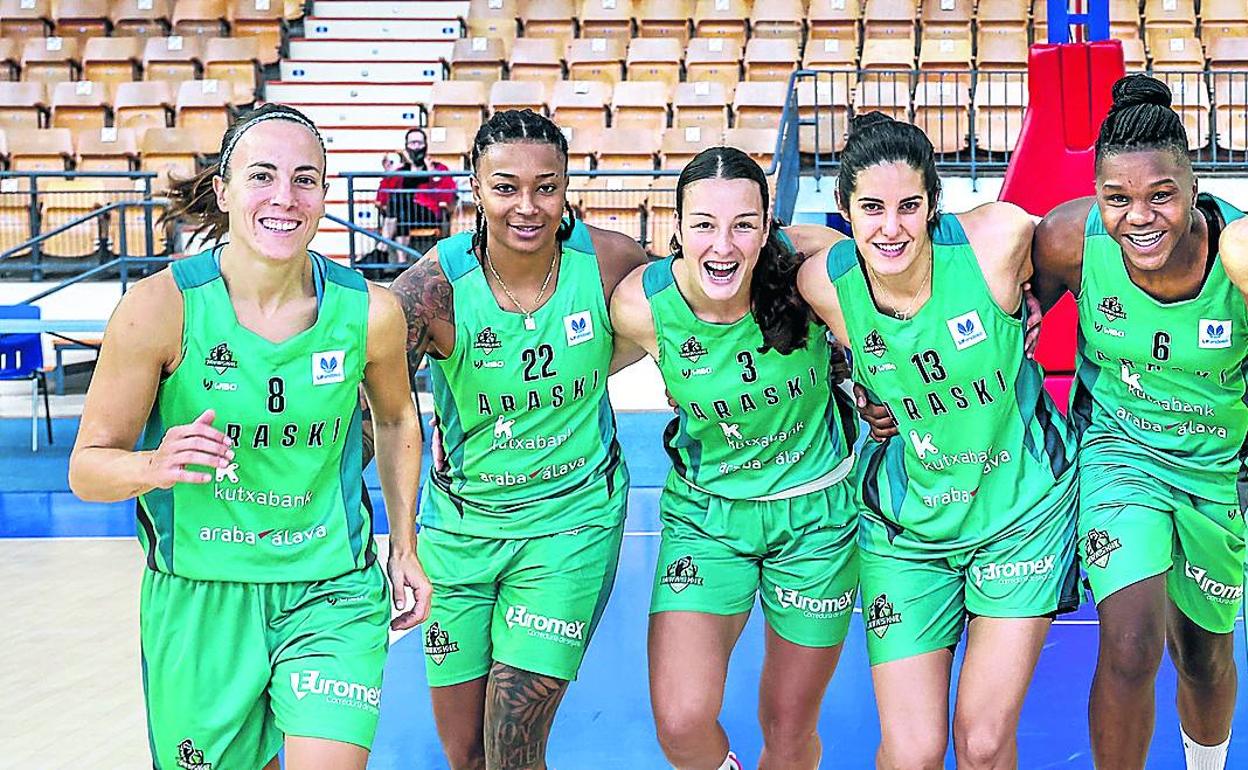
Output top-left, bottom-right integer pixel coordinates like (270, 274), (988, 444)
(971, 555), (1056, 588)
(176, 739), (212, 770)
(474, 326), (502, 355)
(289, 670), (381, 713)
(865, 594), (902, 639)
(199, 524), (327, 547)
(908, 429), (939, 459)
(946, 310), (988, 351)
(473, 359), (505, 369)
(216, 462), (239, 483)
(1097, 296), (1127, 322)
(681, 366), (713, 378)
(1183, 561), (1244, 603)
(204, 342), (237, 375)
(563, 311), (594, 347)
(493, 414), (515, 440)
(201, 378), (238, 392)
(920, 447), (1011, 475)
(211, 459), (313, 509)
(424, 622), (460, 665)
(868, 362), (897, 375)
(775, 586), (856, 617)
(660, 555), (704, 594)
(1084, 528), (1122, 568)
(1198, 319), (1232, 349)
(719, 422), (742, 441)
(679, 336), (709, 363)
(1093, 321), (1125, 338)
(326, 593), (367, 606)
(863, 329), (888, 358)
(921, 487), (977, 507)
(311, 350), (345, 385)
(504, 606), (586, 645)
(1120, 362), (1144, 396)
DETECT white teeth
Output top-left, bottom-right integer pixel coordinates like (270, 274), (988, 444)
(1125, 232), (1163, 247)
(260, 218), (298, 232)
(875, 243), (906, 256)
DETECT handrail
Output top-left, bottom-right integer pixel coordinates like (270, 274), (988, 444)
(323, 212), (426, 263)
(0, 198), (166, 262)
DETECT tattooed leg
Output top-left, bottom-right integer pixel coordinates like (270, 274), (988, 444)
(484, 662), (570, 770)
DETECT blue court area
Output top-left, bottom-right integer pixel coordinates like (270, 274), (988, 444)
(3, 415), (1246, 768)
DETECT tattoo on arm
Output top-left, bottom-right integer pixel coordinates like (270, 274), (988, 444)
(484, 663), (569, 769)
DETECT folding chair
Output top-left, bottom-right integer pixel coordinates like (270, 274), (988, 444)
(0, 304), (53, 451)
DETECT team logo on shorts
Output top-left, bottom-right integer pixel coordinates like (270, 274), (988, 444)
(204, 342), (238, 375)
(176, 739), (213, 770)
(424, 622), (460, 666)
(865, 594), (903, 639)
(1097, 296), (1127, 322)
(474, 326), (502, 355)
(661, 555), (704, 594)
(863, 330), (888, 358)
(679, 336), (709, 363)
(1084, 528), (1122, 569)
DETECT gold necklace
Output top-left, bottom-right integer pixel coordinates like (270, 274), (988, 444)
(867, 253), (932, 320)
(483, 243), (557, 331)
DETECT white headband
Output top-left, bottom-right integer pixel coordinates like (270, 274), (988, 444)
(218, 111), (326, 176)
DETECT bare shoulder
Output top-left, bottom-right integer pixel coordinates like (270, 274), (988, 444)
(960, 201), (1034, 252)
(609, 262), (654, 339)
(104, 269), (182, 362)
(387, 245), (455, 358)
(1218, 216), (1248, 288)
(365, 281), (405, 332)
(588, 223), (649, 296)
(1034, 197), (1095, 273)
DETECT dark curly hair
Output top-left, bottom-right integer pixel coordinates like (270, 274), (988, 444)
(1095, 73), (1190, 170)
(671, 146), (809, 355)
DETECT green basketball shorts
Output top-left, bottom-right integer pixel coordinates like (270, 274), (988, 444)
(140, 562), (390, 770)
(649, 475), (860, 648)
(1079, 454), (1246, 634)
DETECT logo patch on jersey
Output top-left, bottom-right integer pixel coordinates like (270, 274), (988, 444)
(1084, 528), (1122, 569)
(863, 329), (888, 358)
(176, 739), (213, 770)
(311, 350), (346, 385)
(679, 336), (709, 363)
(493, 414), (515, 439)
(1093, 321), (1125, 338)
(474, 326), (502, 355)
(1097, 296), (1127, 322)
(202, 378), (237, 392)
(424, 622), (460, 666)
(1199, 319), (1232, 349)
(718, 421), (742, 441)
(661, 555), (704, 593)
(204, 342), (237, 375)
(908, 429), (939, 459)
(865, 594), (902, 639)
(946, 310), (987, 351)
(563, 311), (594, 347)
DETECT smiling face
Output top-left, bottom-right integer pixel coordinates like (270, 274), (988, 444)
(212, 119), (326, 263)
(674, 177), (768, 303)
(1096, 149), (1197, 272)
(842, 161), (933, 278)
(470, 141), (567, 257)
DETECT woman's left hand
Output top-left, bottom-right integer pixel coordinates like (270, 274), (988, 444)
(387, 546), (433, 630)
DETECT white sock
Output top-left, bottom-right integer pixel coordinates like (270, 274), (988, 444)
(1181, 725), (1231, 770)
(715, 751), (742, 770)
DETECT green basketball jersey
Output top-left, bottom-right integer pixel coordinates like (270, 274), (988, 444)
(421, 220), (626, 537)
(643, 255), (857, 499)
(137, 248), (373, 582)
(1073, 194), (1248, 502)
(829, 214), (1077, 552)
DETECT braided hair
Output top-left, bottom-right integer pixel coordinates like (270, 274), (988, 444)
(835, 111), (942, 235)
(469, 109), (577, 261)
(1095, 74), (1190, 169)
(672, 146), (809, 355)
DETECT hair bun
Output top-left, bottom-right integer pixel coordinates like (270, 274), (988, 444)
(1110, 74), (1172, 111)
(848, 111), (896, 136)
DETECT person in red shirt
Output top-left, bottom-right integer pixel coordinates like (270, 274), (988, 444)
(375, 128), (458, 265)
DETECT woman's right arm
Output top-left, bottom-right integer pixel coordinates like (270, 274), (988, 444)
(69, 273), (232, 502)
(607, 263), (659, 370)
(1031, 197), (1094, 313)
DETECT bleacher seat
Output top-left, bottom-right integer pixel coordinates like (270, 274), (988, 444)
(743, 38), (799, 82)
(0, 0), (53, 39)
(692, 0), (749, 43)
(111, 0), (172, 37)
(802, 32), (859, 71)
(489, 79), (548, 114)
(140, 125), (217, 188)
(796, 76), (850, 153)
(1109, 0), (1141, 40)
(749, 0), (803, 41)
(171, 0), (228, 37)
(672, 81), (730, 130)
(143, 35), (203, 85)
(0, 39), (19, 80)
(863, 0), (917, 40)
(82, 36), (143, 88)
(1147, 32), (1205, 71)
(860, 36), (915, 70)
(0, 82), (48, 129)
(426, 125), (470, 169)
(114, 79), (173, 130)
(1032, 0), (1048, 41)
(976, 27), (1028, 71)
(918, 33), (973, 85)
(921, 0), (972, 37)
(40, 176), (106, 258)
(647, 173), (678, 253)
(977, 0), (1027, 30)
(7, 126), (73, 170)
(685, 37), (742, 94)
(855, 74), (911, 122)
(660, 124), (720, 167)
(53, 0), (111, 43)
(450, 37), (507, 86)
(972, 76), (1027, 153)
(808, 0), (861, 40)
(465, 0), (518, 48)
(75, 125), (139, 170)
(430, 80), (488, 136)
(1200, 0), (1248, 48)
(1121, 38), (1147, 71)
(521, 0), (577, 47)
(0, 172), (34, 253)
(175, 78), (233, 142)
(550, 79), (611, 130)
(732, 80), (788, 129)
(508, 37), (564, 92)
(566, 37), (627, 86)
(1215, 75), (1248, 150)
(202, 36), (260, 102)
(22, 36), (80, 85)
(580, 0), (634, 40)
(723, 126), (777, 167)
(228, 0), (284, 65)
(914, 81), (971, 153)
(564, 124), (602, 169)
(626, 37), (682, 92)
(1143, 0), (1196, 34)
(597, 126), (659, 170)
(611, 79), (669, 132)
(1155, 71), (1211, 150)
(637, 0), (694, 45)
(50, 79), (110, 130)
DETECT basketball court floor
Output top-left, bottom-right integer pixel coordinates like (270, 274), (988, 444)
(3, 411), (1246, 769)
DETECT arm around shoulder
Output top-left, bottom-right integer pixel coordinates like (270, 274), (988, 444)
(1031, 197), (1094, 312)
(589, 224), (649, 301)
(1218, 217), (1248, 298)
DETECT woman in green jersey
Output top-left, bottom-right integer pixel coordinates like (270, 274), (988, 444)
(68, 104), (428, 770)
(384, 109), (649, 770)
(610, 146), (859, 770)
(797, 112), (1080, 769)
(1032, 74), (1247, 770)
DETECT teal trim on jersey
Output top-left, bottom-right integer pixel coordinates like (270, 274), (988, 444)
(565, 218), (593, 254)
(437, 232), (479, 281)
(776, 229), (795, 252)
(137, 403), (174, 573)
(339, 407), (366, 563)
(171, 250), (218, 290)
(933, 212), (970, 246)
(642, 257), (675, 298)
(826, 239), (858, 282)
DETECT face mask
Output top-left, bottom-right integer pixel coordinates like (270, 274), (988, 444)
(406, 147), (426, 165)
